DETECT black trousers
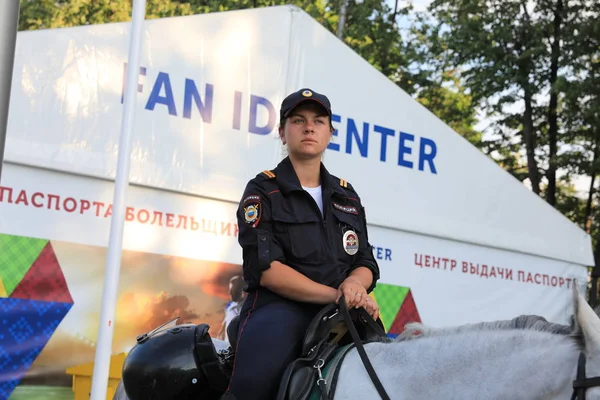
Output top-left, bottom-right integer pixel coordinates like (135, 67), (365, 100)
(223, 289), (322, 400)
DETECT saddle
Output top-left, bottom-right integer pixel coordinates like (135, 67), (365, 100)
(277, 302), (387, 400)
(225, 298), (390, 400)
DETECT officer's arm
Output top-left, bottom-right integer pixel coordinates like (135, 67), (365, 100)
(348, 205), (380, 293)
(237, 182), (338, 304)
(261, 261), (338, 304)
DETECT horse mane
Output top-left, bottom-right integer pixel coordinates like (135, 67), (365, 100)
(397, 315), (574, 340)
(394, 304), (600, 349)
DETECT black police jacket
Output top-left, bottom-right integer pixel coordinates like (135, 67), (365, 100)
(236, 156), (380, 294)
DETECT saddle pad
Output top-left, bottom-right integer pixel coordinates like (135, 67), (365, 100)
(309, 343), (355, 400)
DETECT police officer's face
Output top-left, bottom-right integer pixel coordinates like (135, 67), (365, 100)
(280, 103), (332, 159)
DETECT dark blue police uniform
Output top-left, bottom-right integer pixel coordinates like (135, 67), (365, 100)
(224, 156), (380, 400)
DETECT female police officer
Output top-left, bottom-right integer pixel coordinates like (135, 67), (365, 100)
(222, 88), (381, 400)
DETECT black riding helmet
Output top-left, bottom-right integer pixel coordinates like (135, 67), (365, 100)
(121, 320), (231, 400)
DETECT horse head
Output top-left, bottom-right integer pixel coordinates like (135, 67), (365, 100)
(573, 280), (600, 399)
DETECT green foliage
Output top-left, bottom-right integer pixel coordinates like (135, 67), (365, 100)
(416, 74), (482, 147)
(425, 0), (600, 265)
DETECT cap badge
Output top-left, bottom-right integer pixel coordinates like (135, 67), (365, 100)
(343, 230), (359, 255)
(302, 90), (313, 97)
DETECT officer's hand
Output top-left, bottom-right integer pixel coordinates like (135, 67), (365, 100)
(363, 296), (380, 321)
(336, 277), (368, 309)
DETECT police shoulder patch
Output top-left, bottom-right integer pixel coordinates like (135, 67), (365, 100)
(261, 170), (276, 179)
(242, 195), (261, 227)
(339, 178), (356, 193)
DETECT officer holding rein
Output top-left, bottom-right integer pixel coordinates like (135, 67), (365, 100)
(221, 88), (381, 400)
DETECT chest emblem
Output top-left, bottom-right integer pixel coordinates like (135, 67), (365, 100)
(343, 230), (359, 255)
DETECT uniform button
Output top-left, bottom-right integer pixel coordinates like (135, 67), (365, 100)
(259, 235), (266, 241)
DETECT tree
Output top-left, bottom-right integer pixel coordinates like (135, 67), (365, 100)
(426, 0), (600, 214)
(429, 0), (549, 194)
(403, 15), (483, 148)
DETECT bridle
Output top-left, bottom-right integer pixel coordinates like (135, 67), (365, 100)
(572, 352), (600, 399)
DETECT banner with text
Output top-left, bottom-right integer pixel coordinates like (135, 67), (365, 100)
(5, 6), (592, 266)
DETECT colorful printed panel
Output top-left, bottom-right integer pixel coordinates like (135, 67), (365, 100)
(0, 298), (72, 399)
(0, 234), (48, 297)
(388, 289), (421, 336)
(371, 283), (421, 338)
(11, 243), (73, 303)
(0, 234), (73, 399)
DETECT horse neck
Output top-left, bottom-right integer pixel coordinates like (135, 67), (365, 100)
(368, 329), (580, 400)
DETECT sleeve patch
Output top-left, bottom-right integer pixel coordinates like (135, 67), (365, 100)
(333, 202), (358, 215)
(243, 194), (261, 204)
(243, 195), (261, 227)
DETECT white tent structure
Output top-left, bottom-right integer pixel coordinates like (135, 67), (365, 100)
(0, 1), (593, 360)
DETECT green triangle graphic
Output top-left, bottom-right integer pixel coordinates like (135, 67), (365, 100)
(0, 233), (48, 296)
(373, 284), (409, 332)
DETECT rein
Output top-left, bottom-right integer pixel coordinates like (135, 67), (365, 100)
(339, 296), (391, 400)
(572, 352), (600, 400)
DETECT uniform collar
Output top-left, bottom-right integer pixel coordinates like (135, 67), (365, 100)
(274, 156), (346, 196)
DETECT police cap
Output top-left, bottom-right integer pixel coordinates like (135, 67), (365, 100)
(280, 88), (332, 121)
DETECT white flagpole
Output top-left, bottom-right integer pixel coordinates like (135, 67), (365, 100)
(89, 1), (147, 399)
(0, 0), (20, 184)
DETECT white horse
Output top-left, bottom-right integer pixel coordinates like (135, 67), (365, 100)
(114, 282), (600, 400)
(333, 282), (600, 400)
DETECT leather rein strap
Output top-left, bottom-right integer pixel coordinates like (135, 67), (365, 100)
(340, 296), (391, 400)
(572, 352), (600, 400)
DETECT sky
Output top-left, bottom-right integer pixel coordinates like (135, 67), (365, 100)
(386, 0), (433, 13)
(386, 0), (434, 30)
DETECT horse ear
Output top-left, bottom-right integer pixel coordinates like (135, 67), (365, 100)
(573, 279), (600, 350)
